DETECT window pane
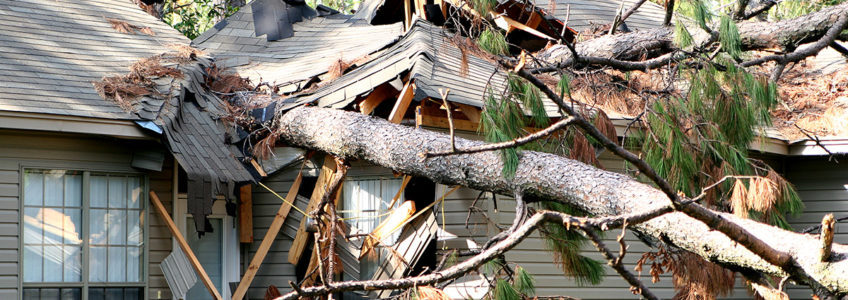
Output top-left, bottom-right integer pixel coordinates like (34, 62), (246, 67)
(39, 288), (60, 300)
(108, 247), (126, 282)
(128, 177), (141, 209)
(23, 245), (42, 282)
(127, 247), (141, 282)
(23, 288), (40, 300)
(24, 172), (43, 206)
(90, 209), (107, 245)
(44, 172), (63, 207)
(64, 208), (82, 245)
(89, 246), (107, 282)
(108, 176), (127, 208)
(106, 288), (123, 299)
(124, 287), (142, 300)
(63, 245), (81, 282)
(88, 288), (105, 300)
(61, 288), (81, 300)
(23, 207), (42, 244)
(41, 208), (64, 246)
(108, 210), (126, 245)
(127, 210), (141, 246)
(64, 174), (82, 207)
(42, 245), (62, 282)
(91, 176), (108, 208)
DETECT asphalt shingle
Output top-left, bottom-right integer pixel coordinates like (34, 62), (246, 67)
(0, 0), (188, 120)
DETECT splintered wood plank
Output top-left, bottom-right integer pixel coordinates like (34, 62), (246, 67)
(360, 84), (397, 115)
(493, 14), (556, 41)
(231, 172), (303, 300)
(388, 81), (415, 124)
(288, 156), (338, 265)
(526, 11), (543, 29)
(238, 184), (254, 244)
(150, 191), (223, 300)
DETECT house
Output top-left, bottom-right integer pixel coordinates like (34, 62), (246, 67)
(2, 0), (844, 299)
(0, 0), (260, 299)
(189, 1), (848, 299)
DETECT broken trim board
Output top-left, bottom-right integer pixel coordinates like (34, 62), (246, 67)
(150, 191), (223, 300)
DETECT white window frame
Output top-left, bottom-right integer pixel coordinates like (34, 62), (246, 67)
(18, 167), (149, 300)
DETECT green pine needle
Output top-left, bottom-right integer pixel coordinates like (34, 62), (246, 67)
(719, 15), (743, 59)
(513, 266), (536, 296)
(557, 73), (572, 98)
(494, 279), (521, 300)
(674, 22), (694, 49)
(478, 28), (509, 56)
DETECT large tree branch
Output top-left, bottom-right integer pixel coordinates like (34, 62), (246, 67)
(540, 1), (848, 69)
(276, 208), (667, 300)
(273, 106), (848, 294)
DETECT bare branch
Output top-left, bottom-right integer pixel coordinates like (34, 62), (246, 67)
(423, 117), (576, 157)
(273, 209), (671, 300)
(583, 227), (657, 300)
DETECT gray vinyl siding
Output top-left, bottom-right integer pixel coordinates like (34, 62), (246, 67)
(247, 146), (845, 300)
(0, 129), (174, 300)
(784, 157), (847, 299)
(246, 162), (320, 300)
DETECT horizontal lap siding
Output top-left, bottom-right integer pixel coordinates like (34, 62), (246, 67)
(248, 163), (320, 300)
(248, 151), (844, 300)
(784, 157), (847, 299)
(0, 130), (173, 300)
(148, 157), (174, 300)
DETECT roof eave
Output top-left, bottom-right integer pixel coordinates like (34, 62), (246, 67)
(0, 111), (155, 140)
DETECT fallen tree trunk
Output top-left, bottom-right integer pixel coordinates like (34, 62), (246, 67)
(275, 106), (848, 294)
(541, 1), (848, 65)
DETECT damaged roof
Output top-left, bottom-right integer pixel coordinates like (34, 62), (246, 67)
(110, 53), (256, 232)
(192, 3), (404, 92)
(0, 0), (187, 119)
(537, 0), (667, 31)
(285, 20), (561, 116)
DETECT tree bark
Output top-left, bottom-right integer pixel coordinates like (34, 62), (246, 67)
(541, 1), (848, 65)
(274, 106), (848, 294)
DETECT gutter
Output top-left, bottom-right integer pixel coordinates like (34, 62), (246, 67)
(0, 110), (155, 140)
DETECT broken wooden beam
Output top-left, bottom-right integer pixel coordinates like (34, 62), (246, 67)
(232, 171), (304, 300)
(149, 191), (223, 300)
(239, 184), (254, 244)
(288, 156), (339, 265)
(492, 14), (557, 41)
(821, 213), (835, 262)
(388, 80), (416, 124)
(359, 84), (397, 115)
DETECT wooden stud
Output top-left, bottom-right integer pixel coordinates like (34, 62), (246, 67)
(454, 102), (482, 124)
(249, 158), (267, 177)
(404, 0), (412, 30)
(288, 157), (338, 265)
(417, 104), (479, 132)
(388, 81), (416, 124)
(238, 185), (254, 244)
(526, 11), (543, 29)
(414, 0), (427, 20)
(149, 191), (223, 300)
(359, 84), (397, 115)
(231, 172), (304, 300)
